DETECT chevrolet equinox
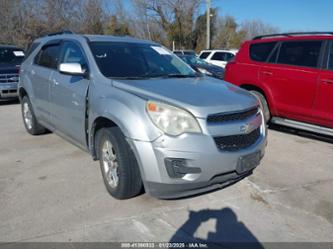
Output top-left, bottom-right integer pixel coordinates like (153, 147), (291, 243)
(19, 33), (267, 199)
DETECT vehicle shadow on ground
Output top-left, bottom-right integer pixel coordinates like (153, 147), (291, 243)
(0, 99), (19, 106)
(170, 208), (264, 249)
(268, 123), (333, 144)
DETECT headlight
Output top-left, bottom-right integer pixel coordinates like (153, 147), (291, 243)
(146, 101), (201, 136)
(198, 68), (212, 75)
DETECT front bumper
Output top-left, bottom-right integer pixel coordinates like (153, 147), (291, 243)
(128, 120), (267, 199)
(0, 82), (18, 100)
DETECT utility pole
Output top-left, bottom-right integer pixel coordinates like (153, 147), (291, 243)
(145, 11), (151, 40)
(206, 0), (211, 49)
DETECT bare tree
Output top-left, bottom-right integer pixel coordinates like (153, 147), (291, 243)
(213, 16), (244, 49)
(80, 0), (105, 34)
(132, 0), (201, 48)
(240, 19), (279, 40)
(0, 0), (281, 51)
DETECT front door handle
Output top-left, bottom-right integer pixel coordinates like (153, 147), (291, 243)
(321, 79), (333, 84)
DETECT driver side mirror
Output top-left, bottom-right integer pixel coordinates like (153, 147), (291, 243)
(59, 63), (88, 78)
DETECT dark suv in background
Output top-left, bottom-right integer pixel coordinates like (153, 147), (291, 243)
(0, 45), (25, 100)
(225, 32), (333, 136)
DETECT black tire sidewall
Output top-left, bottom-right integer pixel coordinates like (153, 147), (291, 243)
(250, 90), (271, 122)
(21, 96), (39, 135)
(97, 127), (142, 199)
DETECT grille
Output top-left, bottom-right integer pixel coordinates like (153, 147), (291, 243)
(207, 107), (258, 123)
(214, 127), (261, 151)
(0, 74), (19, 84)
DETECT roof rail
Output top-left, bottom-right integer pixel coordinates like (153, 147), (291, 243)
(47, 30), (74, 37)
(253, 32), (333, 40)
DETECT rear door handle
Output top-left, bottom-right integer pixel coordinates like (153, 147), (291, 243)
(262, 71), (273, 76)
(52, 79), (59, 86)
(321, 79), (333, 84)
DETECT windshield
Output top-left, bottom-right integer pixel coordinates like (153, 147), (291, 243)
(89, 42), (197, 79)
(0, 47), (25, 64)
(180, 55), (210, 66)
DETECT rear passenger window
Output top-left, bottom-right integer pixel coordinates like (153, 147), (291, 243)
(211, 52), (225, 61)
(199, 52), (211, 59)
(225, 53), (235, 61)
(35, 44), (61, 69)
(250, 42), (276, 62)
(277, 41), (322, 68)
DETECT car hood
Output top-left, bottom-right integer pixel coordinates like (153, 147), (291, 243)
(112, 76), (258, 118)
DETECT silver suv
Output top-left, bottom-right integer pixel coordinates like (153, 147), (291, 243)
(19, 33), (267, 199)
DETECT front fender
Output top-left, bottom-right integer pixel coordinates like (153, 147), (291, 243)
(88, 89), (163, 145)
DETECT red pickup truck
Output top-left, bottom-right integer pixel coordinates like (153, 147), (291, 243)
(224, 32), (333, 136)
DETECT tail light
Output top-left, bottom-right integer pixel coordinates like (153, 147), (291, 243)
(16, 65), (22, 74)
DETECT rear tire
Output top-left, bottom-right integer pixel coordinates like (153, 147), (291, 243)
(21, 96), (47, 135)
(96, 127), (142, 199)
(250, 90), (271, 123)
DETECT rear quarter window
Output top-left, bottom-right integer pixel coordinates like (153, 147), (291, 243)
(250, 42), (277, 62)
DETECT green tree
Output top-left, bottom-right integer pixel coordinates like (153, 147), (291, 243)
(213, 16), (245, 49)
(193, 8), (217, 52)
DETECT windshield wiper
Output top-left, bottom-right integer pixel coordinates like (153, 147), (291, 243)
(160, 73), (197, 78)
(110, 76), (150, 80)
(110, 73), (198, 80)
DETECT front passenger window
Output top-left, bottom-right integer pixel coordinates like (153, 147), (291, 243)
(60, 42), (87, 67)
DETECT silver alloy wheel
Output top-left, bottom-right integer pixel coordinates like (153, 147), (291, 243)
(23, 102), (33, 130)
(102, 140), (119, 188)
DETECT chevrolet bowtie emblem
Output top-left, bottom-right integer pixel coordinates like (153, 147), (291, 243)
(240, 123), (255, 134)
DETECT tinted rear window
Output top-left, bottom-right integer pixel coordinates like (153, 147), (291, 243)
(277, 41), (322, 68)
(199, 52), (211, 59)
(183, 51), (195, 56)
(250, 42), (276, 62)
(0, 47), (25, 64)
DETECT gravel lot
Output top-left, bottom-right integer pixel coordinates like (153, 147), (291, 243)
(0, 101), (333, 243)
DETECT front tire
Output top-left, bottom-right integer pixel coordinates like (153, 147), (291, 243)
(250, 90), (271, 123)
(21, 96), (47, 135)
(96, 127), (142, 199)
